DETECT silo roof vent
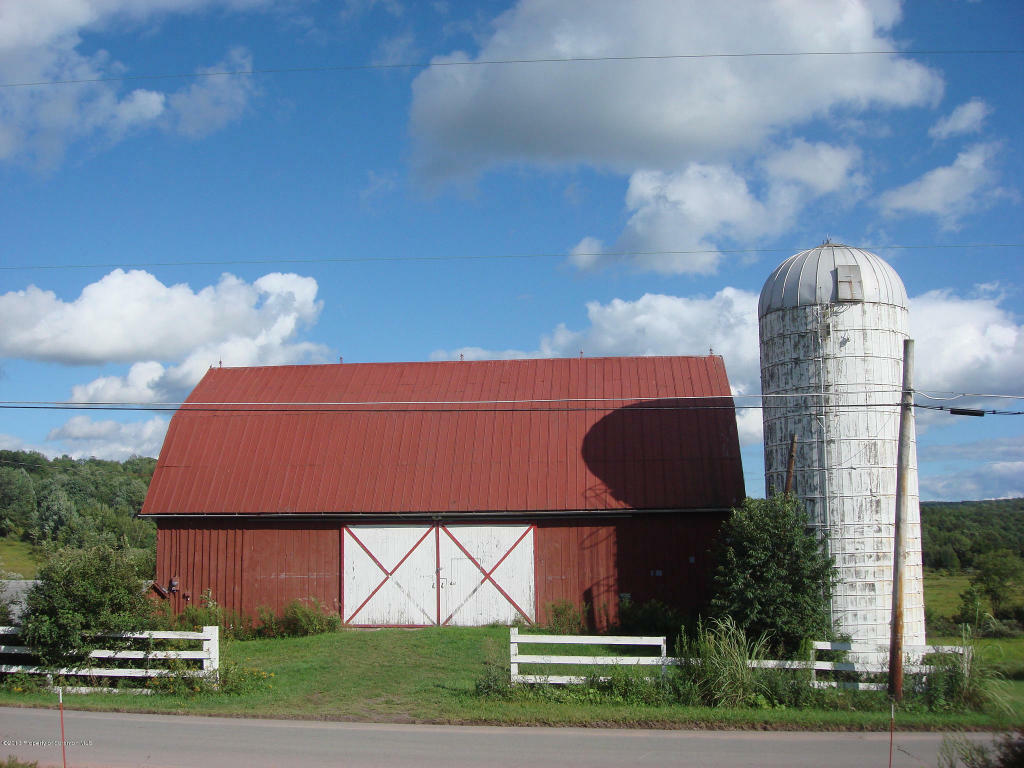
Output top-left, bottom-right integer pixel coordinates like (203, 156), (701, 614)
(758, 243), (908, 318)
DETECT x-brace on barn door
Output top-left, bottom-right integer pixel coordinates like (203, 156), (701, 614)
(343, 524), (535, 626)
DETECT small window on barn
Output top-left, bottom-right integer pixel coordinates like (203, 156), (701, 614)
(836, 264), (864, 302)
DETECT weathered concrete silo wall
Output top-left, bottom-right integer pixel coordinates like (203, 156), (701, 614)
(759, 245), (926, 657)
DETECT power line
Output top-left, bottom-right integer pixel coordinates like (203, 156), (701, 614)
(1, 399), (1021, 416)
(2, 387), (1020, 410)
(2, 243), (1021, 273)
(2, 48), (1021, 89)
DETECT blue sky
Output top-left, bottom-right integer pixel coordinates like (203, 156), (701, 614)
(1, 0), (1021, 500)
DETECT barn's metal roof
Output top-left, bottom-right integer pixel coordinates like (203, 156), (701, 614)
(758, 243), (908, 317)
(141, 356), (744, 516)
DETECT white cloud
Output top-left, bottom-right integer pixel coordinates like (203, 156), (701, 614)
(761, 139), (865, 196)
(0, 2), (266, 165)
(166, 48), (257, 139)
(45, 415), (169, 461)
(929, 98), (991, 140)
(571, 144), (862, 275)
(112, 89), (167, 133)
(911, 288), (1023, 397)
(0, 269), (324, 367)
(879, 142), (1004, 226)
(410, 0), (942, 179)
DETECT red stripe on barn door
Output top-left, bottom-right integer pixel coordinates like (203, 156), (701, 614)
(344, 526), (435, 624)
(439, 525), (535, 625)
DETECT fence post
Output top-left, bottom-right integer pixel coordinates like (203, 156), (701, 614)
(660, 636), (667, 681)
(509, 626), (518, 683)
(203, 625), (220, 679)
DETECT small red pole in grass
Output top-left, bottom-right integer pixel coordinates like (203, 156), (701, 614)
(888, 701), (894, 768)
(59, 686), (67, 768)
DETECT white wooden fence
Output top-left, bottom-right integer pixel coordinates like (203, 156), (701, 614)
(510, 627), (667, 684)
(509, 628), (966, 689)
(0, 625), (219, 694)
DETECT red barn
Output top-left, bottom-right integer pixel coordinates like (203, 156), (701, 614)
(140, 356), (744, 630)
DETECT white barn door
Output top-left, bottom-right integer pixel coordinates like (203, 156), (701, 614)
(344, 525), (436, 626)
(343, 524), (534, 626)
(439, 524), (535, 626)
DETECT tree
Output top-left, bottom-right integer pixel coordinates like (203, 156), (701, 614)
(22, 545), (153, 667)
(0, 467), (36, 537)
(971, 549), (1024, 615)
(709, 494), (836, 655)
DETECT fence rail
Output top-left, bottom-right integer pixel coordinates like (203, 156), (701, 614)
(0, 625), (219, 694)
(509, 629), (967, 690)
(510, 627), (667, 684)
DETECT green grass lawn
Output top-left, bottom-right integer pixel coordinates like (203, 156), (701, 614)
(0, 626), (1019, 730)
(0, 538), (39, 579)
(924, 569), (1024, 620)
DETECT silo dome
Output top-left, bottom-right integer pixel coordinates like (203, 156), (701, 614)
(759, 243), (908, 317)
(757, 242), (925, 661)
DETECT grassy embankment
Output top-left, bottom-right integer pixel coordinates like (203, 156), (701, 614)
(0, 625), (1020, 729)
(0, 538), (38, 579)
(0, 556), (1021, 728)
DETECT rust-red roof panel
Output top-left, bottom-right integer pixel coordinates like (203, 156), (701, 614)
(141, 356), (744, 516)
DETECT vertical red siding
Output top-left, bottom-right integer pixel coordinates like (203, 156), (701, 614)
(535, 513), (727, 632)
(157, 521), (341, 618)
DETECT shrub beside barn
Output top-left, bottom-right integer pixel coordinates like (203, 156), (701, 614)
(140, 356), (744, 630)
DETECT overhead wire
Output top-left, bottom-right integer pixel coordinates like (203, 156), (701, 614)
(2, 48), (1021, 89)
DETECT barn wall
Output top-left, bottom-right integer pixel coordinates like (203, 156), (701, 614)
(156, 521), (341, 617)
(157, 513), (726, 629)
(535, 513), (727, 632)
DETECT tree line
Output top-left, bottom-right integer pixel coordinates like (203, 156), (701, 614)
(0, 450), (156, 575)
(921, 499), (1024, 571)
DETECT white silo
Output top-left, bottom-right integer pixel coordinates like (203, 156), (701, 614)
(758, 242), (925, 659)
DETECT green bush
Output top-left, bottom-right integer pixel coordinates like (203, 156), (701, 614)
(544, 599), (587, 634)
(254, 598), (339, 638)
(710, 494), (836, 656)
(616, 596), (686, 639)
(280, 598), (341, 636)
(22, 545), (154, 668)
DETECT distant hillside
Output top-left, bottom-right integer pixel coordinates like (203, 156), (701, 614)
(921, 498), (1024, 571)
(0, 450), (156, 575)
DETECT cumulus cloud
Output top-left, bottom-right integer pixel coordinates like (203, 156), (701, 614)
(879, 142), (1005, 226)
(911, 287), (1023, 397)
(410, 0), (942, 179)
(45, 415), (170, 461)
(0, 269), (323, 367)
(929, 98), (991, 140)
(761, 140), (865, 196)
(0, 2), (266, 166)
(571, 142), (862, 275)
(165, 48), (258, 138)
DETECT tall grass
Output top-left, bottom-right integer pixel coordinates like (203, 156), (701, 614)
(923, 626), (1011, 714)
(676, 616), (772, 708)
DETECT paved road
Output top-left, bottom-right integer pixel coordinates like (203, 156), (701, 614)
(0, 706), (996, 768)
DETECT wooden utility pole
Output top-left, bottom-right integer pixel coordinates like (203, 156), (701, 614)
(784, 434), (798, 493)
(888, 338), (914, 702)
